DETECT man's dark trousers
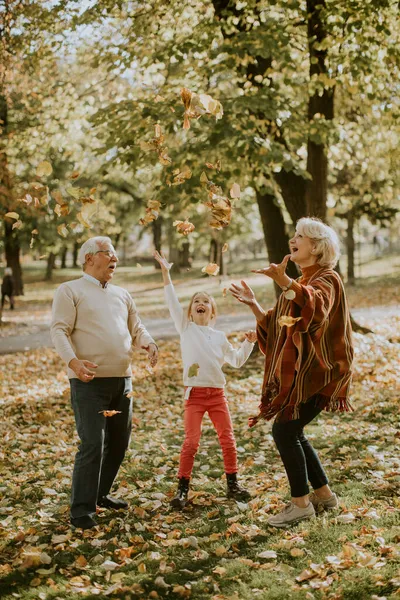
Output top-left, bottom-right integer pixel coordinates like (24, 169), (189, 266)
(69, 377), (132, 519)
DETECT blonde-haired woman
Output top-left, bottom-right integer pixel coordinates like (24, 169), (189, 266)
(230, 217), (354, 527)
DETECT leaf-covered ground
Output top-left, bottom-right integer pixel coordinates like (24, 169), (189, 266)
(0, 313), (400, 599)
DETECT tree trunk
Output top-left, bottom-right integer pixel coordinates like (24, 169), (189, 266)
(4, 220), (24, 295)
(180, 241), (191, 268)
(1, 95), (24, 295)
(256, 191), (298, 297)
(60, 245), (67, 269)
(347, 210), (355, 283)
(152, 218), (162, 269)
(274, 171), (307, 224)
(72, 241), (78, 267)
(45, 252), (56, 281)
(305, 0), (334, 220)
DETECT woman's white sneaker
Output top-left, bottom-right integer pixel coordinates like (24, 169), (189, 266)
(309, 492), (338, 511)
(268, 501), (315, 528)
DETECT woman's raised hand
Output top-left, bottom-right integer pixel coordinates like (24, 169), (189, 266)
(153, 250), (173, 271)
(251, 254), (291, 286)
(229, 280), (256, 306)
(245, 330), (257, 343)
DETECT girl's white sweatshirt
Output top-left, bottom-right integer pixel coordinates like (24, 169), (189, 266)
(164, 283), (254, 395)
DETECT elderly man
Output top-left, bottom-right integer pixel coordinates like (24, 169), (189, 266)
(51, 236), (158, 529)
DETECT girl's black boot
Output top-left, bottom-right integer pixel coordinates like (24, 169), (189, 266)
(170, 477), (190, 510)
(226, 473), (251, 501)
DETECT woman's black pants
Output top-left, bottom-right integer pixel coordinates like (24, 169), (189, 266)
(271, 398), (329, 497)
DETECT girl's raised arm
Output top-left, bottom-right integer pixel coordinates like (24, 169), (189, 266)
(153, 250), (186, 333)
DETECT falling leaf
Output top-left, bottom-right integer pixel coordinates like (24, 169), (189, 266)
(36, 161), (53, 177)
(188, 364), (200, 378)
(76, 211), (92, 229)
(4, 212), (19, 219)
(202, 263), (220, 276)
(154, 124), (162, 138)
(57, 224), (69, 238)
(173, 219), (195, 236)
(31, 229), (39, 235)
(180, 87), (223, 130)
(230, 183), (241, 199)
(278, 316), (302, 327)
(200, 171), (209, 185)
(284, 289), (296, 300)
(205, 160), (221, 171)
(171, 165), (192, 186)
(99, 410), (122, 417)
(222, 243), (228, 253)
(69, 171), (80, 179)
(12, 220), (22, 230)
(222, 288), (227, 297)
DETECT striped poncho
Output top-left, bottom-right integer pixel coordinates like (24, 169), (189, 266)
(251, 263), (354, 425)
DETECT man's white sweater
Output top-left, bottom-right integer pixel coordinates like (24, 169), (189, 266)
(51, 277), (154, 379)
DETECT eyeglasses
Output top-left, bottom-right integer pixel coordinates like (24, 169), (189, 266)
(95, 250), (118, 259)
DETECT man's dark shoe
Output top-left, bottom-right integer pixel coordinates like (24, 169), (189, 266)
(97, 496), (129, 510)
(226, 473), (251, 501)
(170, 477), (190, 510)
(71, 515), (97, 530)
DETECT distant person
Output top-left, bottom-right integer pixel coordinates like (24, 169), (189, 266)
(51, 236), (158, 530)
(154, 250), (255, 510)
(1, 267), (15, 310)
(230, 217), (354, 527)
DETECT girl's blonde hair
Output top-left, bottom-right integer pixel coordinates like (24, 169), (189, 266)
(296, 217), (340, 269)
(187, 291), (218, 323)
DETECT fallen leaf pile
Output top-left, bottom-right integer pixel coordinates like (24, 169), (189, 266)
(0, 306), (399, 599)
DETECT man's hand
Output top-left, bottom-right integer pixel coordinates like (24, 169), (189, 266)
(251, 254), (292, 287)
(245, 330), (257, 343)
(69, 358), (98, 382)
(142, 343), (159, 367)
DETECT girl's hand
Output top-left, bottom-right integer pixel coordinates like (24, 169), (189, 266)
(229, 280), (256, 306)
(153, 250), (173, 271)
(245, 330), (257, 343)
(251, 254), (291, 287)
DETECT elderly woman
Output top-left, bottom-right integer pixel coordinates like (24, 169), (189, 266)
(230, 217), (353, 527)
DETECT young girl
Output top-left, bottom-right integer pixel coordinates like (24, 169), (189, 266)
(154, 251), (257, 509)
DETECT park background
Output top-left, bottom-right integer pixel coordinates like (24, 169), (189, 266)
(0, 1), (399, 599)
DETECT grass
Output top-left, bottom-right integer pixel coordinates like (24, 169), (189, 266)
(0, 301), (400, 599)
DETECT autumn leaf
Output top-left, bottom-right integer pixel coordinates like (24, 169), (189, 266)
(230, 183), (241, 198)
(188, 363), (200, 378)
(57, 224), (69, 238)
(4, 211), (19, 220)
(69, 170), (80, 179)
(99, 410), (122, 417)
(284, 289), (296, 300)
(12, 220), (23, 230)
(36, 161), (53, 177)
(76, 211), (92, 229)
(173, 219), (195, 236)
(205, 159), (221, 171)
(222, 243), (228, 253)
(202, 263), (220, 276)
(278, 316), (302, 327)
(180, 87), (223, 130)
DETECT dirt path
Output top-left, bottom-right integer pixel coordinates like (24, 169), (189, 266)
(1, 305), (399, 355)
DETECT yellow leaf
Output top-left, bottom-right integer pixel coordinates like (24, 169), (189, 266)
(173, 219), (195, 236)
(278, 316), (302, 327)
(188, 363), (199, 378)
(36, 161), (53, 177)
(76, 211), (92, 229)
(201, 263), (220, 276)
(214, 545), (227, 556)
(290, 548), (305, 557)
(57, 224), (69, 238)
(4, 212), (19, 219)
(99, 410), (122, 417)
(222, 243), (228, 253)
(230, 183), (241, 198)
(138, 563), (146, 573)
(12, 220), (23, 230)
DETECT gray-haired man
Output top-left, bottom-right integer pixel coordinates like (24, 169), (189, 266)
(51, 236), (158, 529)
